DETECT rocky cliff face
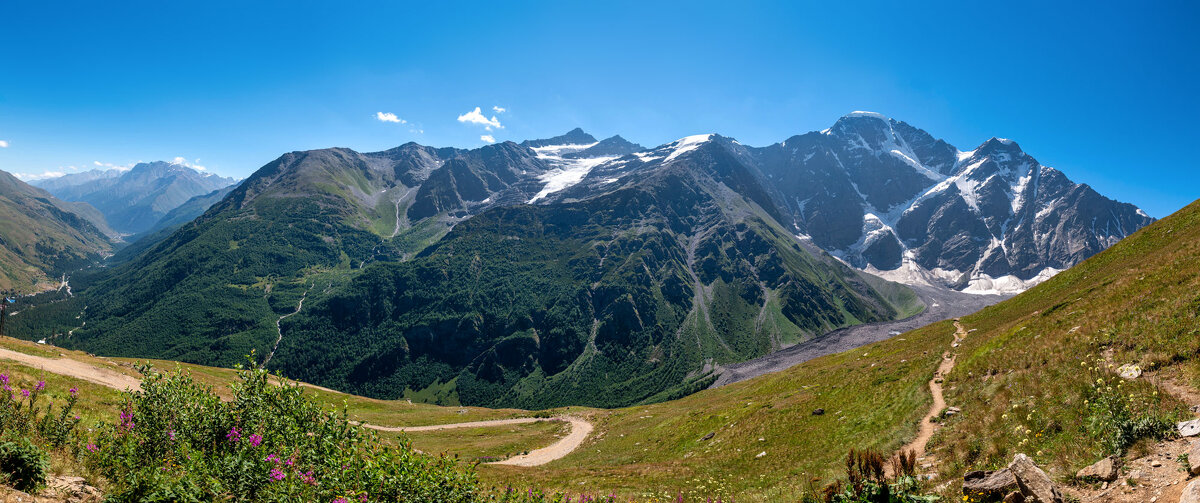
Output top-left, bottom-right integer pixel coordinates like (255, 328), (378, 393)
(744, 112), (1152, 293)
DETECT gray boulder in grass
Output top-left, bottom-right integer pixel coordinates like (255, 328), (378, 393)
(1009, 453), (1063, 503)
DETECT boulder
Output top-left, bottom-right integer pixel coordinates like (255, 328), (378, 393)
(964, 469), (1020, 499)
(1075, 456), (1118, 482)
(1182, 479), (1200, 503)
(1190, 440), (1200, 476)
(1179, 419), (1200, 437)
(1009, 453), (1063, 503)
(1003, 491), (1026, 503)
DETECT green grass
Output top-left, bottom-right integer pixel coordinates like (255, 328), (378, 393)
(925, 199), (1200, 486)
(480, 321), (952, 501)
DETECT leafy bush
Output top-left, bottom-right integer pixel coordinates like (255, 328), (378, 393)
(87, 362), (479, 502)
(0, 438), (49, 493)
(1083, 360), (1176, 455)
(0, 372), (82, 493)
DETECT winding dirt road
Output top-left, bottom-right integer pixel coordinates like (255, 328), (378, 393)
(1, 344), (592, 466)
(0, 347), (141, 391)
(362, 416), (593, 466)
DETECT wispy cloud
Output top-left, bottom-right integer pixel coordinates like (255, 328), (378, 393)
(480, 134), (496, 143)
(492, 106), (506, 114)
(13, 170), (66, 181)
(0, 140), (9, 148)
(376, 112), (406, 124)
(457, 107), (503, 130)
(94, 160), (134, 172)
(171, 157), (207, 171)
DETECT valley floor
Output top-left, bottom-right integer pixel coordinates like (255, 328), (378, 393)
(711, 285), (1004, 387)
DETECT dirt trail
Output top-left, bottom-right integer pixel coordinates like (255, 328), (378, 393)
(890, 320), (966, 474)
(0, 348), (141, 391)
(1, 344), (592, 466)
(363, 416), (594, 466)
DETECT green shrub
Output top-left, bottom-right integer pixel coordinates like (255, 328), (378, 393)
(87, 362), (480, 502)
(0, 438), (49, 493)
(1083, 363), (1176, 455)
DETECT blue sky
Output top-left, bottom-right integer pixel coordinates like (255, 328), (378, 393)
(0, 1), (1196, 216)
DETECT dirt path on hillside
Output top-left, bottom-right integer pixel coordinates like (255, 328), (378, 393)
(492, 417), (593, 467)
(888, 320), (966, 476)
(0, 348), (141, 391)
(363, 416), (594, 466)
(711, 286), (1003, 388)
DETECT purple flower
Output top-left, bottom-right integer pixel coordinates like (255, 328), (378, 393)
(333, 498), (348, 503)
(300, 470), (317, 485)
(226, 426), (241, 442)
(86, 443), (98, 453)
(266, 453), (281, 464)
(285, 456), (294, 467)
(248, 434), (262, 447)
(168, 428), (177, 441)
(358, 495), (367, 502)
(118, 410), (135, 430)
(20, 389), (30, 398)
(34, 380), (45, 391)
(0, 374), (7, 384)
(269, 467), (286, 481)
(69, 387), (78, 396)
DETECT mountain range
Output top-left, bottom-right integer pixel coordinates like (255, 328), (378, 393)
(0, 171), (114, 292)
(5, 113), (1154, 409)
(34, 161), (237, 235)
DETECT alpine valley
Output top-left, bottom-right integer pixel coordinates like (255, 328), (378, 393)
(4, 113), (1152, 409)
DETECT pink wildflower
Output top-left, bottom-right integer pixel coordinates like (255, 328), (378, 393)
(226, 426), (241, 442)
(269, 467), (286, 481)
(248, 434), (262, 447)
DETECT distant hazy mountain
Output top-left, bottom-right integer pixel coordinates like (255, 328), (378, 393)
(0, 170), (114, 293)
(34, 161), (237, 235)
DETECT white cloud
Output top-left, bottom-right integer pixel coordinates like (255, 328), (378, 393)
(480, 134), (496, 143)
(376, 112), (406, 124)
(13, 171), (65, 181)
(170, 157), (207, 171)
(492, 106), (506, 114)
(457, 107), (503, 130)
(0, 140), (9, 148)
(93, 160), (134, 172)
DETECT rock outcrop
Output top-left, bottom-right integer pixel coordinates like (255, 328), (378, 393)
(964, 454), (1062, 503)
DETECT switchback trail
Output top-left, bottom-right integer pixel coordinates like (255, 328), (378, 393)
(363, 416), (594, 466)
